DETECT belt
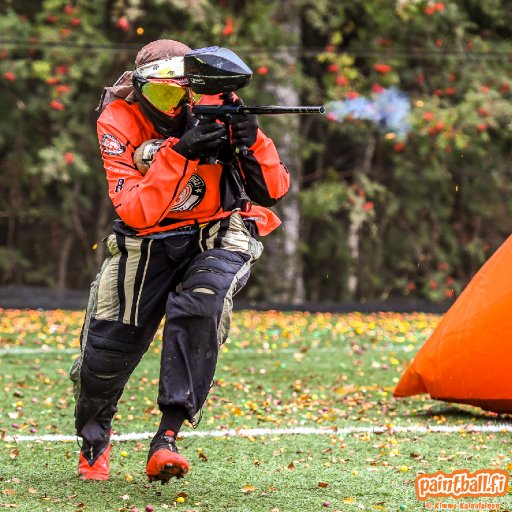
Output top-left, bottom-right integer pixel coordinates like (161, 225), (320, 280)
(144, 225), (199, 239)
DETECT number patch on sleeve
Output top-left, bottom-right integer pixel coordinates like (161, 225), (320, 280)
(115, 178), (125, 192)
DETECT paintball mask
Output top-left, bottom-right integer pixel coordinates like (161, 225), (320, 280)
(132, 47), (252, 116)
(132, 56), (202, 116)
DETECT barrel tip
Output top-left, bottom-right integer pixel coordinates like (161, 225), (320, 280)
(319, 106), (325, 114)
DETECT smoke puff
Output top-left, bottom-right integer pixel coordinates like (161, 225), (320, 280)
(326, 87), (411, 138)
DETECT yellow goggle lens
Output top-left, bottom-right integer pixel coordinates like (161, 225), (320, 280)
(141, 81), (187, 112)
(141, 81), (202, 113)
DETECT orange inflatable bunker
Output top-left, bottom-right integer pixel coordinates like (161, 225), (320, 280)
(394, 235), (512, 413)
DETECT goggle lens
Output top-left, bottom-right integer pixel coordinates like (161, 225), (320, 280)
(140, 80), (202, 113)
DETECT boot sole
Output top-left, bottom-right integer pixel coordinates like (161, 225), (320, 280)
(147, 463), (188, 483)
(79, 472), (110, 481)
(146, 451), (190, 483)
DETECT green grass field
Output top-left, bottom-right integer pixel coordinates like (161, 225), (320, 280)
(0, 309), (511, 511)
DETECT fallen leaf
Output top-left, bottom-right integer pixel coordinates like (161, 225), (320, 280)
(9, 449), (19, 460)
(199, 452), (208, 462)
(241, 485), (256, 494)
(318, 482), (329, 488)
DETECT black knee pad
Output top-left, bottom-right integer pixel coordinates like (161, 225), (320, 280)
(170, 250), (250, 318)
(80, 320), (150, 393)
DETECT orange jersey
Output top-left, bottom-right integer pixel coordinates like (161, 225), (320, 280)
(97, 99), (290, 236)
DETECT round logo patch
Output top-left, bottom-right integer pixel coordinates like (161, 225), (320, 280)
(171, 174), (206, 212)
(101, 134), (126, 156)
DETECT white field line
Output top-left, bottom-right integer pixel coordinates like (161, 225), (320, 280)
(0, 343), (423, 357)
(3, 424), (512, 443)
(0, 347), (78, 355)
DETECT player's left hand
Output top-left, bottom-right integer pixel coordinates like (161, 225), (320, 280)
(223, 93), (258, 150)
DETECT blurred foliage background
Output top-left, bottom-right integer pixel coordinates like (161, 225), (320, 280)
(2, 0), (512, 304)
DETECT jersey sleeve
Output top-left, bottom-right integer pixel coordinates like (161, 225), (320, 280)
(236, 129), (290, 207)
(97, 101), (199, 230)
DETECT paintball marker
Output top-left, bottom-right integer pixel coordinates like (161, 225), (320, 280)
(184, 46), (324, 154)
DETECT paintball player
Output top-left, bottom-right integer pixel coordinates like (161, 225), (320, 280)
(69, 39), (290, 483)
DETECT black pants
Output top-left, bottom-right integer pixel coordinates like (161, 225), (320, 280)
(70, 213), (262, 435)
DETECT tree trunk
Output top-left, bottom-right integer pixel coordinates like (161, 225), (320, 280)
(57, 233), (73, 291)
(347, 135), (377, 297)
(261, 2), (305, 304)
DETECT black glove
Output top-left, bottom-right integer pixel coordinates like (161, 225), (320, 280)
(231, 114), (258, 151)
(223, 93), (258, 151)
(173, 105), (227, 160)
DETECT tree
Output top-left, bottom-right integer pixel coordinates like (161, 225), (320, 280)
(3, 0), (512, 305)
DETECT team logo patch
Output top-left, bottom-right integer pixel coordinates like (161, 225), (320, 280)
(171, 174), (206, 212)
(101, 134), (126, 156)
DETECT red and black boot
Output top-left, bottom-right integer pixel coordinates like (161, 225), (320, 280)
(78, 420), (112, 480)
(146, 430), (190, 483)
(78, 437), (111, 480)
